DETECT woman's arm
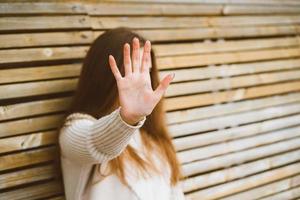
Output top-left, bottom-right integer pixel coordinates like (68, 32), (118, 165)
(59, 106), (146, 165)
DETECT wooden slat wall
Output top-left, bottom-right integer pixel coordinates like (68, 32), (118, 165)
(0, 0), (300, 199)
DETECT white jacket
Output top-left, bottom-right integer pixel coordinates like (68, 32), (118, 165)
(58, 106), (186, 200)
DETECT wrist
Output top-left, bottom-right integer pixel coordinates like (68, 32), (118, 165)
(119, 108), (144, 126)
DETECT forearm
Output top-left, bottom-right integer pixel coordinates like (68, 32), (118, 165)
(59, 106), (146, 165)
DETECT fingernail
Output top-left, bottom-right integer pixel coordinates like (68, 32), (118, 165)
(171, 73), (175, 79)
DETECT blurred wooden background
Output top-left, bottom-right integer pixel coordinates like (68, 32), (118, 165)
(1, 0), (300, 199)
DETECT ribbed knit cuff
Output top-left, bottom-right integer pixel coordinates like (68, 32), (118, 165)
(117, 106), (146, 128)
(86, 106), (146, 163)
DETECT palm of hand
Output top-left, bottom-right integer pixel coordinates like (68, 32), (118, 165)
(108, 37), (175, 124)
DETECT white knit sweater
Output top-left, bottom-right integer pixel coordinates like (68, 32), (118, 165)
(59, 106), (185, 200)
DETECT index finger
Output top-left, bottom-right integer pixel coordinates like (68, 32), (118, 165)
(109, 55), (123, 81)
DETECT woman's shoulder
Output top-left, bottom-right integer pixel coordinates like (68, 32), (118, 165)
(63, 112), (97, 126)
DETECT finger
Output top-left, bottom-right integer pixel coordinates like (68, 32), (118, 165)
(141, 40), (151, 74)
(109, 55), (122, 81)
(154, 73), (175, 100)
(132, 37), (140, 73)
(123, 43), (132, 76)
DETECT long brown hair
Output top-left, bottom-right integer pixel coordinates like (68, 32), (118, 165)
(58, 27), (183, 187)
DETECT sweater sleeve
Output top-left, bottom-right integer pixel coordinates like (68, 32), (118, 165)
(58, 106), (146, 165)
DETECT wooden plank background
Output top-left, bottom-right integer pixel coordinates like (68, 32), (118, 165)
(0, 0), (300, 199)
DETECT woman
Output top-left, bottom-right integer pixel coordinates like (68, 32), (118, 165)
(58, 27), (186, 200)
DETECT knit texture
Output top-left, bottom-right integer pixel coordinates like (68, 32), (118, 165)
(59, 106), (146, 165)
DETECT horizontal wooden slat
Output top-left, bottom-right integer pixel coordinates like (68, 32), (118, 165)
(0, 47), (88, 64)
(0, 31), (93, 49)
(166, 70), (300, 97)
(0, 64), (81, 84)
(0, 79), (77, 100)
(102, 0), (300, 6)
(161, 58), (300, 83)
(86, 2), (222, 16)
(182, 137), (300, 176)
(0, 114), (64, 138)
(0, 97), (72, 121)
(166, 80), (300, 111)
(0, 130), (57, 154)
(0, 16), (90, 31)
(0, 146), (56, 171)
(128, 25), (300, 41)
(224, 5), (300, 15)
(91, 15), (300, 29)
(0, 3), (85, 14)
(158, 47), (300, 69)
(6, 28), (296, 50)
(87, 2), (300, 16)
(154, 37), (300, 57)
(2, 42), (299, 65)
(0, 180), (63, 200)
(0, 164), (55, 190)
(182, 149), (300, 192)
(185, 162), (300, 199)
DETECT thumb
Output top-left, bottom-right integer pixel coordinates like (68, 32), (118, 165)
(154, 73), (175, 100)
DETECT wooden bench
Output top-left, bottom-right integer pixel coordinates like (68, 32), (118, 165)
(0, 0), (300, 199)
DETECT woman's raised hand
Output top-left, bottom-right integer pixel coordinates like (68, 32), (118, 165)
(108, 37), (175, 126)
